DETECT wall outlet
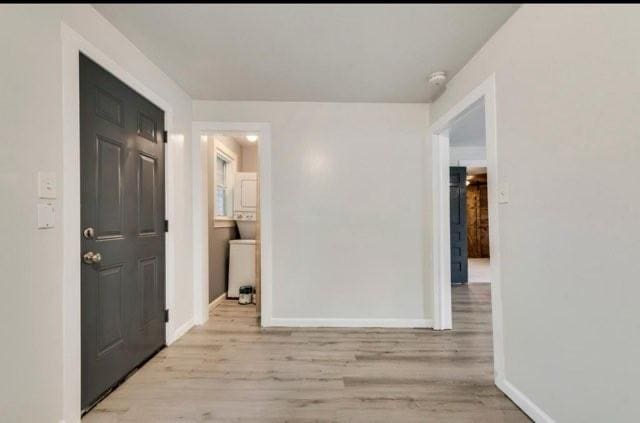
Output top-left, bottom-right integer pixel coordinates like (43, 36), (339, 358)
(37, 201), (56, 229)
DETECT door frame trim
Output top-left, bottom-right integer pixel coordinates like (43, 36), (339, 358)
(191, 122), (273, 327)
(61, 23), (178, 423)
(427, 74), (505, 379)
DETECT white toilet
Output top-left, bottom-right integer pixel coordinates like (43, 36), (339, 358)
(228, 173), (258, 298)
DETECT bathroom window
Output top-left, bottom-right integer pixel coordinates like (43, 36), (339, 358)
(211, 135), (238, 226)
(215, 152), (233, 217)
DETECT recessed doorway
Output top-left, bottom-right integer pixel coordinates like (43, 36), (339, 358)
(206, 132), (261, 310)
(428, 75), (506, 386)
(79, 54), (167, 412)
(192, 122), (273, 327)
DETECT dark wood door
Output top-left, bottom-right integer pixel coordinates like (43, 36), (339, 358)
(450, 167), (468, 283)
(467, 181), (490, 258)
(80, 54), (166, 410)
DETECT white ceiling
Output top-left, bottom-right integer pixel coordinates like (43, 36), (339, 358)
(450, 100), (486, 147)
(93, 4), (519, 103)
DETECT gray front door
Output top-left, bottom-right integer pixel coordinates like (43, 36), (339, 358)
(80, 54), (166, 410)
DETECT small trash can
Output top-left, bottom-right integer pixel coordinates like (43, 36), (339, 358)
(238, 285), (253, 305)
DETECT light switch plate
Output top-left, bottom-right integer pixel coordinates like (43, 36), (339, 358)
(38, 171), (57, 199)
(498, 182), (510, 204)
(37, 202), (55, 229)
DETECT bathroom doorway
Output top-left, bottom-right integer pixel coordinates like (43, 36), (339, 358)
(192, 122), (273, 326)
(207, 132), (260, 308)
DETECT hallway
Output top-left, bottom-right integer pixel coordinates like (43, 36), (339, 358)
(83, 285), (527, 422)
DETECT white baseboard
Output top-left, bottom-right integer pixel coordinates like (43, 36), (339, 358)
(209, 292), (227, 311)
(268, 318), (432, 328)
(166, 318), (194, 345)
(496, 377), (554, 423)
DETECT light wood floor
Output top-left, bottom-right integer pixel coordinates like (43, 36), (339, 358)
(84, 284), (529, 422)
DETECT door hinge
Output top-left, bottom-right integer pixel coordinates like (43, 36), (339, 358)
(163, 130), (168, 144)
(164, 219), (169, 232)
(164, 309), (169, 323)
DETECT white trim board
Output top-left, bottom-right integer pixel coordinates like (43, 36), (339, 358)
(270, 318), (433, 328)
(497, 378), (555, 423)
(166, 319), (194, 345)
(192, 121), (273, 327)
(209, 292), (227, 311)
(61, 23), (182, 423)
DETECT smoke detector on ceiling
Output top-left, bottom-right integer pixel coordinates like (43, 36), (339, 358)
(428, 71), (447, 87)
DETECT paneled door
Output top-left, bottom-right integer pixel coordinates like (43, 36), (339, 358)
(467, 182), (490, 258)
(80, 54), (166, 410)
(450, 167), (468, 283)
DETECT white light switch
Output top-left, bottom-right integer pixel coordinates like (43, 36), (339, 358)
(37, 202), (56, 229)
(38, 171), (57, 199)
(498, 182), (510, 204)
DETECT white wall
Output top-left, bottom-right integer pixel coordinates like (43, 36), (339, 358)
(0, 5), (193, 423)
(449, 145), (486, 165)
(194, 101), (430, 323)
(431, 5), (640, 421)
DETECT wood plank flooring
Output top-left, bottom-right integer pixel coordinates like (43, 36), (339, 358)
(84, 284), (529, 422)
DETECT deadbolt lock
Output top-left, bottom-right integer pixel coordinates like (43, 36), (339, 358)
(83, 251), (102, 264)
(83, 227), (95, 239)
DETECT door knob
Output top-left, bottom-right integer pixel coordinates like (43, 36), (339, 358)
(83, 251), (102, 264)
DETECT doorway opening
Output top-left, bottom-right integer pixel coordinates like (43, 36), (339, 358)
(449, 100), (491, 286)
(466, 168), (490, 283)
(206, 132), (261, 311)
(428, 75), (506, 386)
(446, 100), (494, 361)
(192, 122), (273, 327)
